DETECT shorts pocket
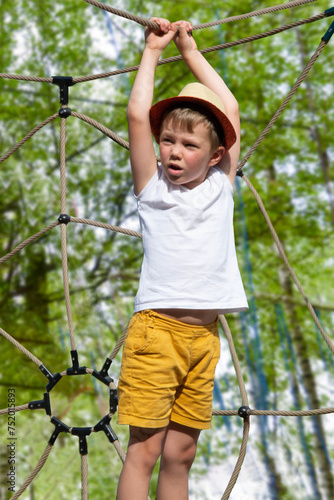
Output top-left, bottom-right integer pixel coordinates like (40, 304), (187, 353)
(124, 313), (157, 354)
(133, 323), (156, 354)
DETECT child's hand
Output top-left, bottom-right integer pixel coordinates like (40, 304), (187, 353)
(145, 18), (176, 52)
(172, 21), (197, 57)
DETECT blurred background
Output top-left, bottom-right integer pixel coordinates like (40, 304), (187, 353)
(0, 1), (333, 498)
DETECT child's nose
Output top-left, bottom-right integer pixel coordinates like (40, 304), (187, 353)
(170, 144), (182, 158)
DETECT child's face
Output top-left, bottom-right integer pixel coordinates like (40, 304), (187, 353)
(159, 121), (224, 190)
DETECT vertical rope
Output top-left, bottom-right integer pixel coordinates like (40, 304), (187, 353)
(60, 114), (67, 214)
(221, 420), (250, 500)
(81, 454), (89, 500)
(59, 115), (76, 351)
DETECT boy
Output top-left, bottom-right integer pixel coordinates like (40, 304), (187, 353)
(116, 18), (248, 500)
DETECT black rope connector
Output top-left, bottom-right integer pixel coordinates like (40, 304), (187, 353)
(109, 388), (118, 414)
(52, 76), (75, 105)
(94, 414), (111, 432)
(71, 427), (92, 455)
(103, 424), (118, 444)
(58, 214), (71, 225)
(92, 358), (113, 386)
(67, 350), (87, 376)
(39, 364), (62, 391)
(322, 20), (334, 43)
(238, 406), (250, 420)
(28, 392), (51, 415)
(59, 107), (72, 119)
(236, 169), (244, 177)
(49, 417), (70, 445)
(325, 7), (334, 17)
(94, 415), (118, 443)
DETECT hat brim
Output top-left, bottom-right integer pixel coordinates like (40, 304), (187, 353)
(149, 95), (237, 152)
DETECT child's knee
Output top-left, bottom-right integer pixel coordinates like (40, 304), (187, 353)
(161, 433), (198, 470)
(128, 426), (166, 470)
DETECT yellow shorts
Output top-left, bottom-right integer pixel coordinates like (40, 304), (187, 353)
(117, 310), (220, 430)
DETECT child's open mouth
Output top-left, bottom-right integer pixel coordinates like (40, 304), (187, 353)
(168, 164), (182, 175)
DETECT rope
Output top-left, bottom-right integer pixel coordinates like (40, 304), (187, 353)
(0, 222), (59, 264)
(108, 324), (129, 361)
(242, 174), (334, 356)
(72, 12), (324, 84)
(0, 326), (43, 367)
(59, 116), (76, 352)
(70, 217), (141, 239)
(221, 419), (250, 500)
(238, 38), (328, 170)
(83, 0), (319, 31)
(0, 74), (52, 83)
(0, 404), (29, 416)
(219, 315), (248, 407)
(0, 114), (59, 164)
(81, 455), (89, 500)
(71, 111), (130, 150)
(213, 407), (334, 417)
(113, 439), (127, 463)
(0, 10), (325, 86)
(10, 444), (53, 500)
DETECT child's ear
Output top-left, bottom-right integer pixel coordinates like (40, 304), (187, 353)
(209, 146), (226, 166)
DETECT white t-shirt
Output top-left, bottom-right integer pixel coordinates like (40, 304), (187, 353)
(134, 165), (248, 314)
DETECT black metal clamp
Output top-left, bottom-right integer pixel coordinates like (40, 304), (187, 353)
(238, 406), (250, 420)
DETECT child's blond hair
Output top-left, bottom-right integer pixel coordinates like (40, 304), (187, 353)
(160, 106), (224, 151)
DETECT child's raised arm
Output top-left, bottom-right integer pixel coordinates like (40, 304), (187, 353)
(127, 18), (176, 195)
(172, 21), (240, 185)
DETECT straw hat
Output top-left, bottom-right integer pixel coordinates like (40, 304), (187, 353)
(149, 82), (237, 151)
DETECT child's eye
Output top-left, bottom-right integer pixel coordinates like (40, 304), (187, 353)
(186, 143), (197, 149)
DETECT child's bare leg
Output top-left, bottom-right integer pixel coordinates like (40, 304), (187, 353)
(117, 426), (166, 500)
(156, 422), (200, 500)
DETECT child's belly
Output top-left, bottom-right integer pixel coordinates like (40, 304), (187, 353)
(152, 308), (218, 326)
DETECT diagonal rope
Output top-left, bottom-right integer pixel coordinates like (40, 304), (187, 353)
(0, 326), (43, 366)
(71, 111), (129, 149)
(70, 217), (141, 239)
(108, 324), (129, 361)
(242, 174), (334, 356)
(219, 315), (249, 407)
(82, 0), (319, 31)
(10, 444), (53, 500)
(238, 38), (328, 170)
(0, 222), (59, 264)
(72, 12), (325, 84)
(0, 114), (59, 164)
(0, 9), (326, 86)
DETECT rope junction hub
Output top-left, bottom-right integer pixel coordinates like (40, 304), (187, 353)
(237, 406), (250, 420)
(30, 351), (119, 456)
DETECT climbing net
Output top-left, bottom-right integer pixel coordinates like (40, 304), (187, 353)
(1, 0), (334, 498)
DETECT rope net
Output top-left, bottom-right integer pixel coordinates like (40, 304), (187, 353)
(0, 1), (333, 498)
